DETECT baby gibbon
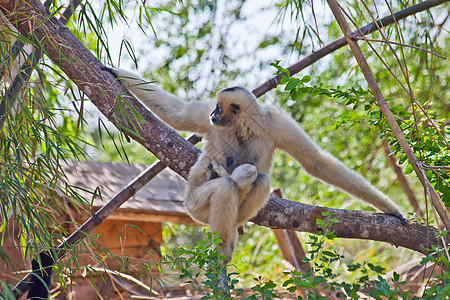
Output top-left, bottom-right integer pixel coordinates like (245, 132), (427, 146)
(106, 68), (405, 263)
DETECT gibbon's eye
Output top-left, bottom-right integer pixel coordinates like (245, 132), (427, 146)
(230, 103), (240, 114)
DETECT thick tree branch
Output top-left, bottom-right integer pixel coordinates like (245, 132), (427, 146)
(252, 197), (438, 255)
(0, 0), (446, 297)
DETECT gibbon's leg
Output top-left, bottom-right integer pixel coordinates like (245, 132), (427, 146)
(184, 154), (231, 223)
(185, 164), (258, 262)
(186, 176), (240, 262)
(208, 183), (240, 263)
(209, 164), (258, 262)
(237, 173), (271, 225)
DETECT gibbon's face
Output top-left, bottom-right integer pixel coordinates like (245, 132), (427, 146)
(210, 86), (254, 127)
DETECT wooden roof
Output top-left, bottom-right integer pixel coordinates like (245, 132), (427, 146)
(63, 160), (197, 224)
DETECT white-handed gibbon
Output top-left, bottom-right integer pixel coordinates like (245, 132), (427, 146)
(106, 68), (405, 262)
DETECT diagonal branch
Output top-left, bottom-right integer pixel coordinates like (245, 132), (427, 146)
(325, 0), (450, 230)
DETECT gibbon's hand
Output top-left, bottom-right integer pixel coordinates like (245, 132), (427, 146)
(392, 212), (407, 225)
(210, 158), (229, 177)
(102, 65), (123, 79)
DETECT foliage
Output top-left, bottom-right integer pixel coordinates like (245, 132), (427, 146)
(165, 214), (450, 298)
(166, 230), (243, 299)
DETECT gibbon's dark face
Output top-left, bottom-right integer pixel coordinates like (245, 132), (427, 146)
(211, 86), (251, 127)
(210, 102), (240, 127)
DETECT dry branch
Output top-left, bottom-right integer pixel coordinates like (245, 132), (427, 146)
(0, 0), (447, 297)
(382, 138), (423, 218)
(325, 0), (450, 230)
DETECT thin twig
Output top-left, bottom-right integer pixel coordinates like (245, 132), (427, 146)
(393, 116), (450, 149)
(353, 36), (447, 59)
(382, 0), (450, 157)
(382, 0), (424, 163)
(423, 165), (450, 170)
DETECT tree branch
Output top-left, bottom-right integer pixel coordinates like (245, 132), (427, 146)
(252, 196), (438, 255)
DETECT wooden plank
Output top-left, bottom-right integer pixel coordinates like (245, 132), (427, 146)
(71, 207), (200, 226)
(102, 210), (200, 226)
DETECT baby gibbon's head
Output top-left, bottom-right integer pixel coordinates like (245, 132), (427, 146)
(210, 87), (259, 128)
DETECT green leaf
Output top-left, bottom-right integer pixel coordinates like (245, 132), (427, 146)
(404, 164), (414, 174)
(316, 218), (326, 227)
(393, 271), (400, 282)
(279, 76), (290, 85)
(322, 250), (337, 257)
(302, 75), (311, 83)
(285, 78), (300, 91)
(347, 263), (362, 271)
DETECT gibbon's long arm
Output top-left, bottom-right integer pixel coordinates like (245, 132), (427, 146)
(111, 68), (214, 135)
(270, 108), (403, 217)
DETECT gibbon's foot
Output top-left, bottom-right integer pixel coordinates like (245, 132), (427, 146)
(391, 212), (407, 225)
(230, 164), (258, 189)
(218, 242), (234, 264)
(238, 226), (244, 235)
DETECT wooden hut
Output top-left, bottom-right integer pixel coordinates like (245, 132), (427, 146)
(1, 160), (197, 299)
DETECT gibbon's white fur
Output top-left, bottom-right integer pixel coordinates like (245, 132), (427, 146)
(109, 68), (404, 262)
